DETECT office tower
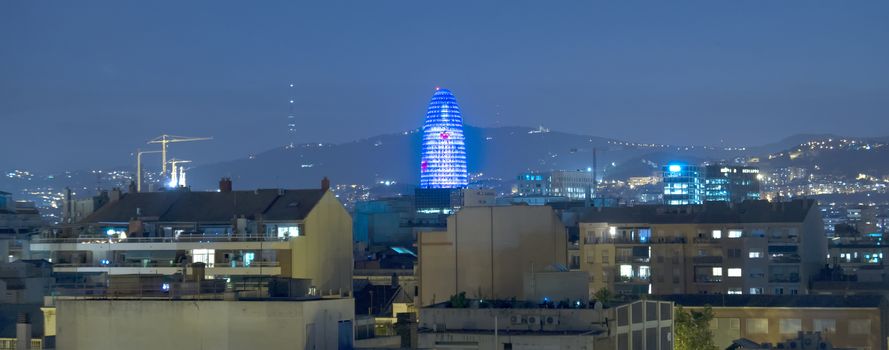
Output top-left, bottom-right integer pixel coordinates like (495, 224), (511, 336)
(419, 88), (468, 189)
(662, 164), (703, 205)
(704, 165), (761, 203)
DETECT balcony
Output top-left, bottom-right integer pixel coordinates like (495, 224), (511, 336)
(31, 235), (293, 252)
(615, 256), (650, 263)
(769, 255), (802, 264)
(51, 261), (282, 276)
(692, 256), (724, 264)
(768, 275), (800, 283)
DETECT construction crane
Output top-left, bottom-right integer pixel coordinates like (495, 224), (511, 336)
(134, 149), (162, 192)
(147, 135), (212, 177)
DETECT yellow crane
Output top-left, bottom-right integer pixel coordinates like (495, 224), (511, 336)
(147, 135), (212, 177)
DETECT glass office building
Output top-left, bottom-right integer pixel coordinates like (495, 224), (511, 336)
(663, 164), (704, 205)
(704, 165), (761, 203)
(420, 88), (468, 189)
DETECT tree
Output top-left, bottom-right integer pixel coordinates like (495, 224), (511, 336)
(593, 287), (613, 305)
(674, 306), (718, 350)
(449, 292), (469, 308)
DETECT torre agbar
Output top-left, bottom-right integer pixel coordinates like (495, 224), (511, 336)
(419, 88), (468, 189)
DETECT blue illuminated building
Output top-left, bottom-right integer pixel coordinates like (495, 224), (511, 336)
(420, 88), (468, 189)
(662, 164), (703, 205)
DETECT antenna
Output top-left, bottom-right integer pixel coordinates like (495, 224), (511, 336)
(287, 82), (297, 146)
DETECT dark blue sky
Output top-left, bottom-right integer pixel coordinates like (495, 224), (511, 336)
(2, 1), (887, 171)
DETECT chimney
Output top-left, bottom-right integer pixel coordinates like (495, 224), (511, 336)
(109, 188), (122, 202)
(321, 176), (330, 192)
(219, 177), (233, 193)
(15, 313), (30, 350)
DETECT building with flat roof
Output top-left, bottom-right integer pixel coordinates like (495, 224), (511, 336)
(0, 191), (43, 261)
(514, 170), (595, 201)
(417, 299), (674, 350)
(417, 206), (568, 307)
(579, 199), (826, 297)
(51, 290), (354, 350)
(659, 294), (889, 350)
(31, 178), (352, 295)
(704, 165), (762, 203)
(662, 164), (704, 205)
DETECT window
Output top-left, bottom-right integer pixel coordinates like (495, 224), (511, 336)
(849, 319), (871, 334)
(274, 225), (301, 239)
(774, 287), (784, 295)
(727, 288), (742, 295)
(749, 288), (763, 294)
(620, 265), (633, 278)
(602, 255), (610, 263)
(748, 250), (762, 259)
(586, 254), (594, 264)
(191, 249), (215, 267)
(813, 319), (836, 333)
(712, 267), (723, 276)
(244, 252), (255, 267)
(711, 230), (722, 239)
(728, 230), (742, 238)
(747, 319), (769, 334)
(728, 268), (742, 277)
(779, 319), (801, 334)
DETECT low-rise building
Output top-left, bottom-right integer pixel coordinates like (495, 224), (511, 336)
(417, 299), (674, 350)
(660, 294), (888, 350)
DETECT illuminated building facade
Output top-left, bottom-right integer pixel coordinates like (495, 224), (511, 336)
(419, 88), (468, 189)
(662, 164), (703, 205)
(704, 165), (761, 203)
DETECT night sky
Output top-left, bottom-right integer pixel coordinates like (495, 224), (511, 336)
(2, 1), (888, 171)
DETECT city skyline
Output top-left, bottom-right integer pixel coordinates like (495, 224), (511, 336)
(2, 1), (889, 171)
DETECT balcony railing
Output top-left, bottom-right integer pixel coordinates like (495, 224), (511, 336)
(52, 261), (281, 269)
(33, 234), (290, 244)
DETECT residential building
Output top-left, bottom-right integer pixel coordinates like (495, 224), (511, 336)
(704, 165), (762, 203)
(50, 279), (354, 350)
(0, 241), (52, 350)
(417, 299), (674, 350)
(31, 178), (353, 295)
(417, 206), (568, 306)
(0, 191), (43, 261)
(579, 199), (826, 297)
(660, 294), (889, 350)
(662, 164), (704, 205)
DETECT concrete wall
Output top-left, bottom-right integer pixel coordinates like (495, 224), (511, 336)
(55, 298), (354, 350)
(292, 191), (353, 294)
(419, 206), (568, 306)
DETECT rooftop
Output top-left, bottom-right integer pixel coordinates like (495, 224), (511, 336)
(658, 294), (885, 308)
(579, 199), (817, 224)
(82, 189), (326, 224)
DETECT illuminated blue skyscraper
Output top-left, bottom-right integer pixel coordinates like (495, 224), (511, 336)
(420, 88), (468, 189)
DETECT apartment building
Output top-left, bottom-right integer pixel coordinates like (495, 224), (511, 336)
(31, 179), (352, 294)
(579, 199), (825, 297)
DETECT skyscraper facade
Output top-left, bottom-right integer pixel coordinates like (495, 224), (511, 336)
(419, 88), (468, 189)
(704, 165), (761, 203)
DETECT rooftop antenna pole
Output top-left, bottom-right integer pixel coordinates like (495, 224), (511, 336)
(287, 82), (297, 147)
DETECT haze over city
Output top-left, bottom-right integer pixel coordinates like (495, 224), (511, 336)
(2, 1), (888, 171)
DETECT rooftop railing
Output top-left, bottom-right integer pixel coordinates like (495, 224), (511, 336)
(32, 234), (290, 244)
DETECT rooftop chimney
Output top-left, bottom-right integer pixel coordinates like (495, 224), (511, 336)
(219, 177), (233, 193)
(321, 176), (330, 192)
(109, 188), (122, 202)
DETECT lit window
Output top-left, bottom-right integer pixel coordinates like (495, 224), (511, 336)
(620, 265), (633, 278)
(191, 249), (215, 268)
(728, 230), (742, 238)
(711, 230), (722, 239)
(727, 288), (742, 295)
(747, 319), (768, 334)
(779, 319), (801, 334)
(749, 288), (763, 294)
(748, 250), (762, 259)
(712, 267), (723, 276)
(728, 268), (742, 277)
